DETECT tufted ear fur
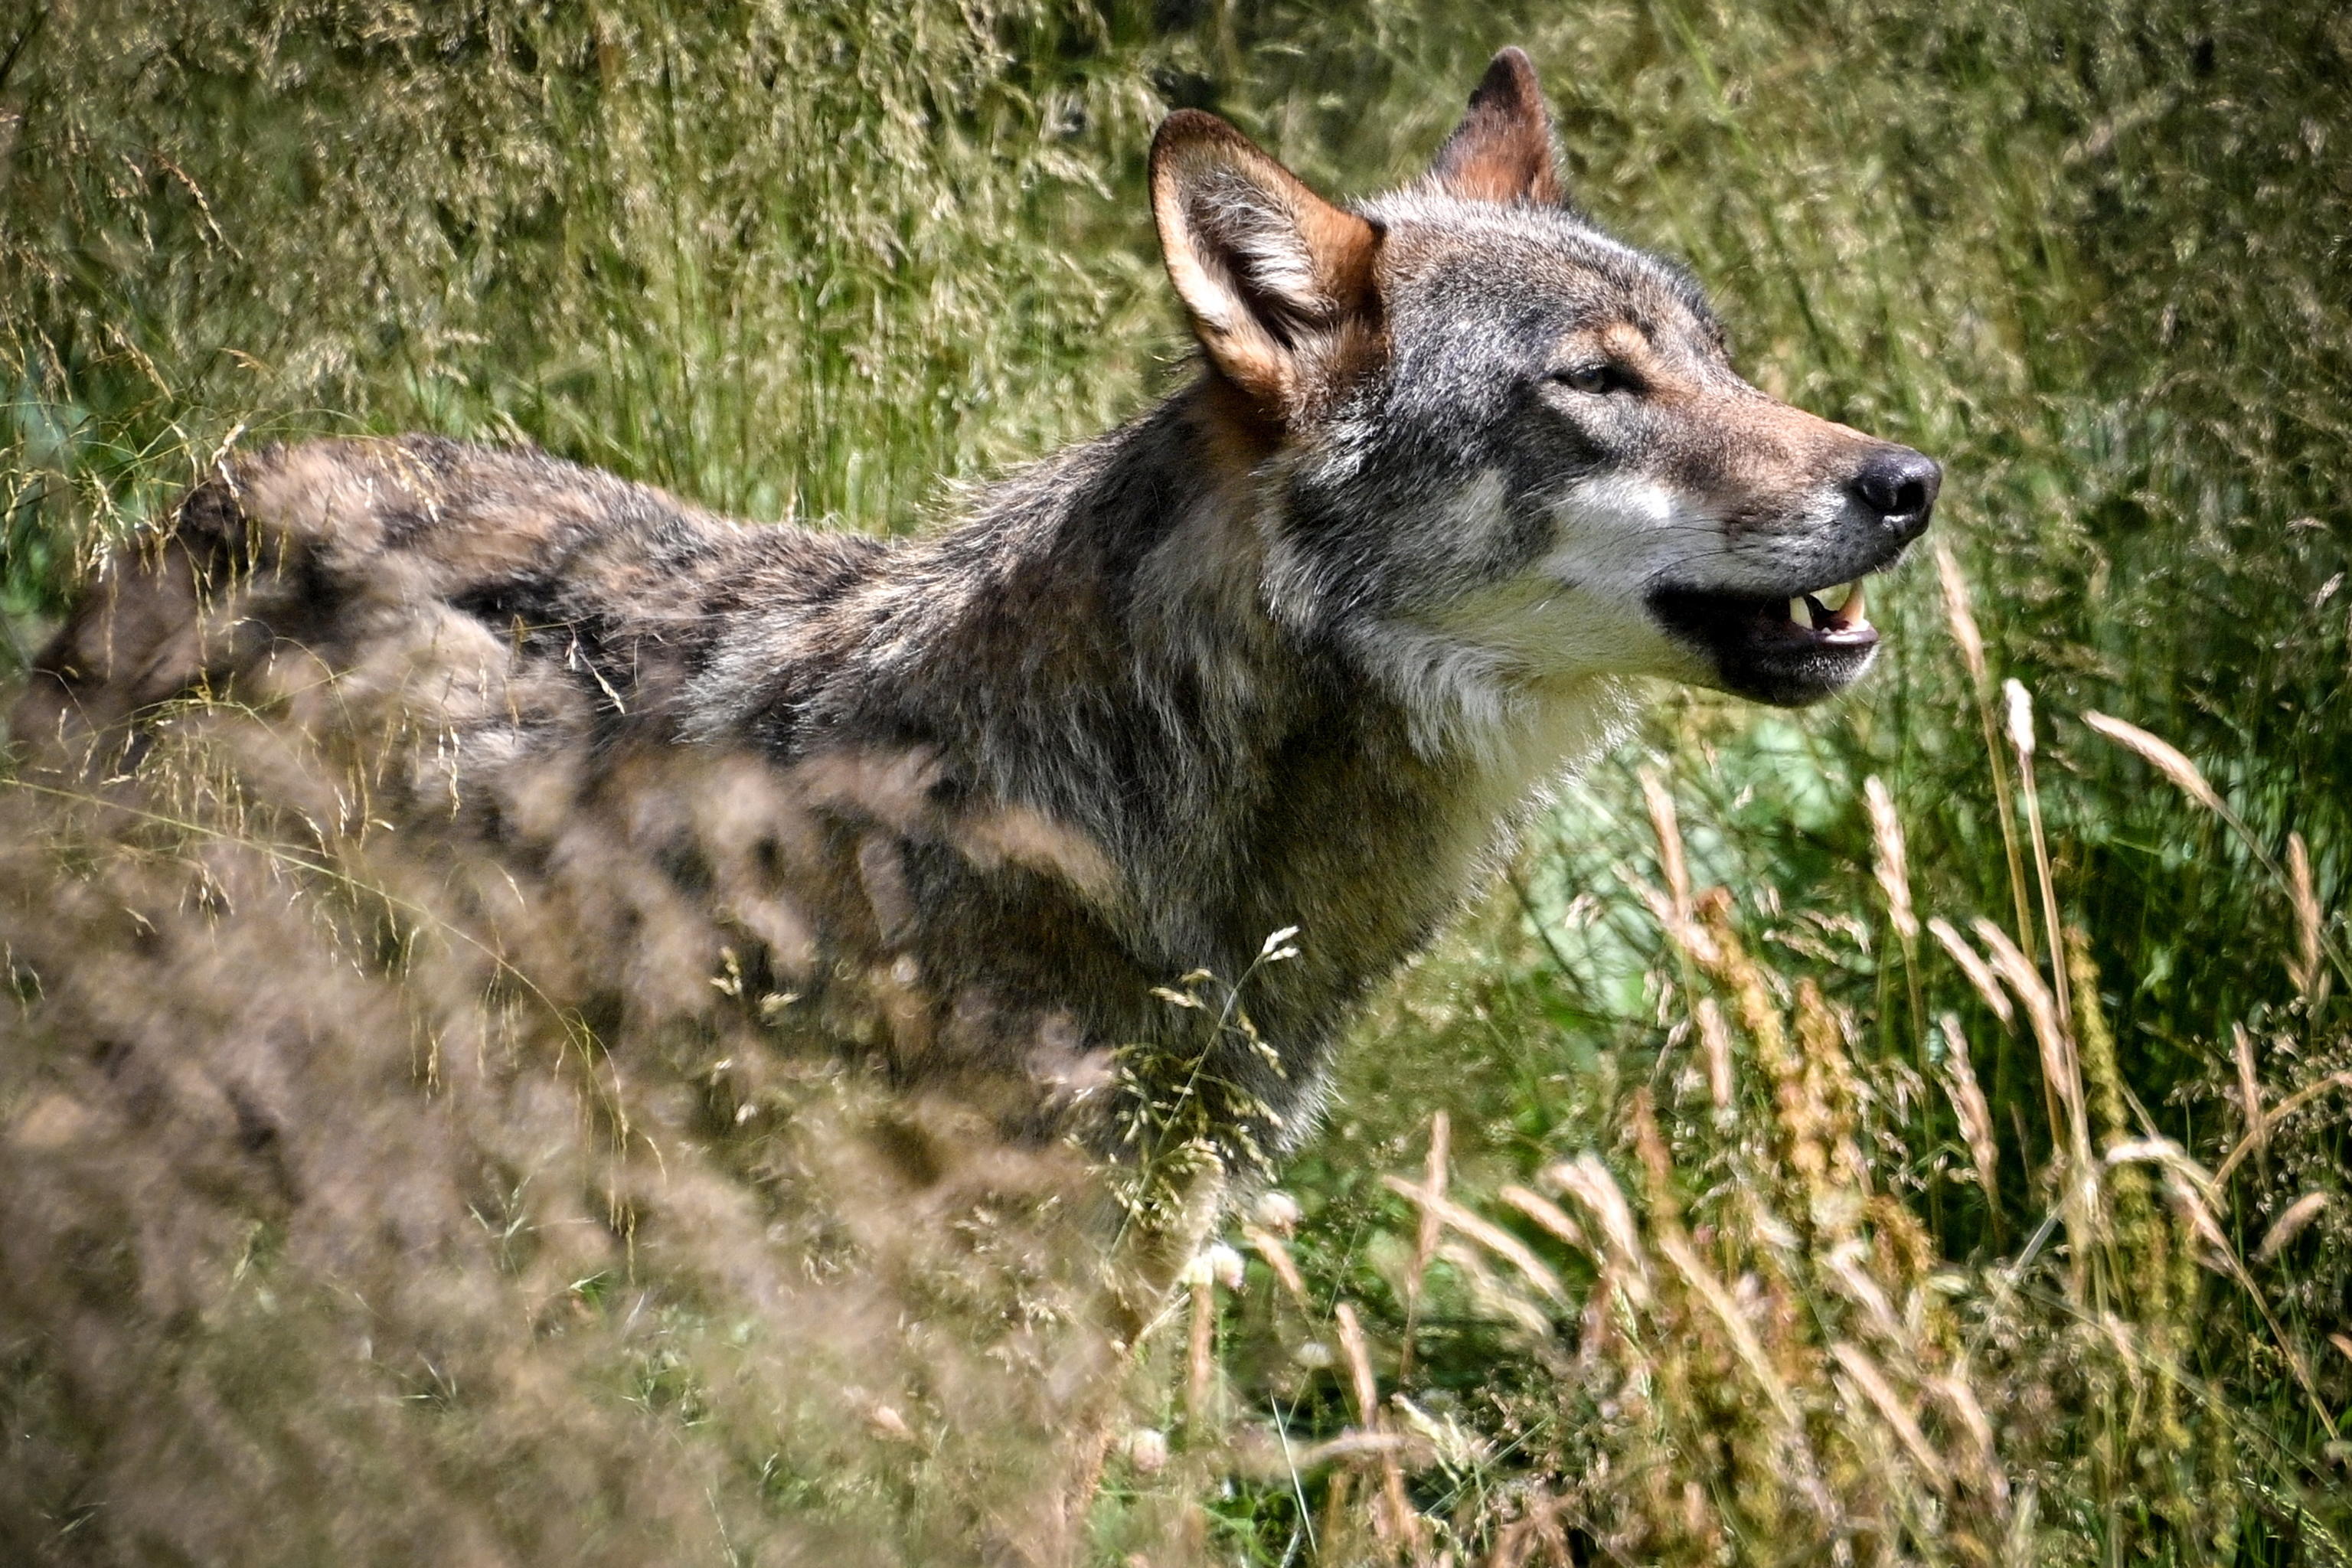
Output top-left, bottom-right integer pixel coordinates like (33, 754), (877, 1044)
(1428, 47), (1561, 206)
(1150, 110), (1380, 416)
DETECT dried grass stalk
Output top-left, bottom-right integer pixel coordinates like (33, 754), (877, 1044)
(1497, 1184), (1588, 1253)
(2084, 716), (2350, 997)
(1940, 1013), (2001, 1210)
(1974, 917), (2089, 1171)
(2216, 1070), (2352, 1184)
(1334, 1300), (1383, 1436)
(1635, 878), (1720, 966)
(1655, 1232), (1802, 1430)
(1928, 917), (2015, 1027)
(1286, 1429), (1427, 1472)
(1829, 1341), (1951, 1493)
(1935, 547), (2037, 955)
(1820, 1242), (1904, 1342)
(1627, 1086), (1687, 1234)
(1242, 1225), (1312, 1310)
(2255, 1193), (2330, 1263)
(1694, 995), (1736, 1115)
(1931, 1372), (2009, 1503)
(2233, 1024), (2267, 1153)
(1334, 1302), (1415, 1546)
(1933, 539), (1988, 686)
(1863, 775), (1918, 944)
(1639, 764), (1692, 923)
(2080, 710), (2226, 815)
(1187, 1274), (1217, 1430)
(1544, 1155), (1651, 1304)
(2287, 831), (2326, 1001)
(2002, 679), (2037, 760)
(1400, 1109), (1450, 1378)
(1438, 1240), (1557, 1341)
(2001, 682), (2073, 1033)
(1383, 1174), (1566, 1302)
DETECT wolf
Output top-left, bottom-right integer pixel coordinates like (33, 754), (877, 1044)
(18, 49), (1936, 1170)
(5, 47), (1936, 1565)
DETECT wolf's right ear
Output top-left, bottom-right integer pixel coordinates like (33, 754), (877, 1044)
(1150, 111), (1379, 415)
(1428, 47), (1561, 206)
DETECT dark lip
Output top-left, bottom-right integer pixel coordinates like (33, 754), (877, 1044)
(1647, 574), (1886, 707)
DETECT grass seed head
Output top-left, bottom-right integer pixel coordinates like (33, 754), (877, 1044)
(2002, 679), (2037, 761)
(1929, 917), (2016, 1027)
(2255, 1192), (2330, 1263)
(1933, 541), (1989, 687)
(2286, 831), (2325, 1001)
(1939, 1013), (2001, 1210)
(1863, 775), (1918, 945)
(2082, 711), (2226, 817)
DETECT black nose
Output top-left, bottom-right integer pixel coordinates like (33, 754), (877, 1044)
(1851, 447), (1941, 541)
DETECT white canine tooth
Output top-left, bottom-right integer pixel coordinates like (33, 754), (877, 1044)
(1788, 596), (1815, 629)
(1815, 581), (1854, 612)
(1843, 580), (1869, 629)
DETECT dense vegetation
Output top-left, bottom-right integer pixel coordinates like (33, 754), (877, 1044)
(5, 1), (2348, 1561)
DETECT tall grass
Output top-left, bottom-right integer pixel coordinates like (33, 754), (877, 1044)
(5, 1), (2349, 1563)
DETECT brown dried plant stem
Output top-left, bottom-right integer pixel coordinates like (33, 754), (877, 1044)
(1396, 1109), (1449, 1382)
(1334, 1301), (1417, 1552)
(1864, 773), (1932, 1231)
(1637, 763), (1704, 1027)
(2003, 681), (2073, 1035)
(1187, 1273), (1217, 1432)
(1936, 544), (2038, 963)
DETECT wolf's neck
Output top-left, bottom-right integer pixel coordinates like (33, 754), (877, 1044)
(905, 380), (1629, 982)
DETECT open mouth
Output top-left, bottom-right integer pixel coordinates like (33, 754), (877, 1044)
(1648, 576), (1880, 706)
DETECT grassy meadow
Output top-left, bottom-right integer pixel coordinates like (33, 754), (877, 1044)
(5, 1), (2351, 1562)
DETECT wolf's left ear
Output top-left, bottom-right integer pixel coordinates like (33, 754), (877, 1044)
(1151, 110), (1379, 414)
(1428, 47), (1561, 205)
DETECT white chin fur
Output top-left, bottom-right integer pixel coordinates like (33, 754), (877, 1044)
(1349, 470), (1713, 760)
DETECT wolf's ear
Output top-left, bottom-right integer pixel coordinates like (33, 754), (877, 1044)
(1151, 110), (1379, 413)
(1428, 47), (1561, 206)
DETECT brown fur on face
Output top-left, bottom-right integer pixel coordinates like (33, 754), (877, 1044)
(1556, 318), (1895, 536)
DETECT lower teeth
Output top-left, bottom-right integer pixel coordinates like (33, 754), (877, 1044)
(1783, 582), (1870, 634)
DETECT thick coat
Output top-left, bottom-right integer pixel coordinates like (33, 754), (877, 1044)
(16, 50), (1936, 1167)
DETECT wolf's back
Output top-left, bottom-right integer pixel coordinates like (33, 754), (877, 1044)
(10, 436), (849, 765)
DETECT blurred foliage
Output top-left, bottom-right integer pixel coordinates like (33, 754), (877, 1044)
(0, 0), (1178, 573)
(5, 0), (2352, 1562)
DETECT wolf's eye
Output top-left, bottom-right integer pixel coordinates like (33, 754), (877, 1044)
(1552, 363), (1634, 395)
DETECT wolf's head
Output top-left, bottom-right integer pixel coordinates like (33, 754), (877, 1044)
(1151, 50), (1938, 735)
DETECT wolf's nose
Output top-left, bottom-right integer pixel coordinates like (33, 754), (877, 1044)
(1851, 448), (1941, 541)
